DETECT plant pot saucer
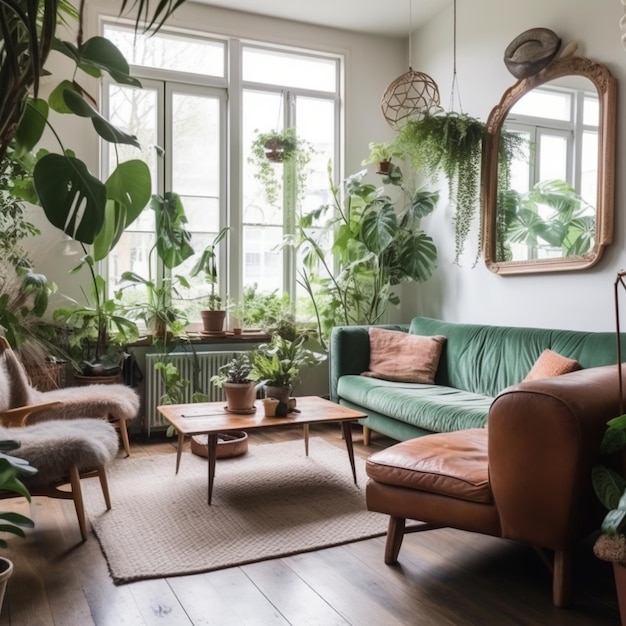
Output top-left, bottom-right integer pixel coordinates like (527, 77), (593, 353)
(224, 406), (257, 415)
(200, 330), (227, 337)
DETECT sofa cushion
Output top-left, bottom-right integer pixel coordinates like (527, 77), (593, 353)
(362, 327), (446, 384)
(523, 349), (580, 381)
(337, 375), (492, 433)
(366, 428), (492, 504)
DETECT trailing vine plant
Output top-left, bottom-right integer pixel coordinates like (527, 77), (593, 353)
(393, 112), (524, 264)
(249, 127), (316, 207)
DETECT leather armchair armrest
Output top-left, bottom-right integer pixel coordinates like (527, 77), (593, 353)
(328, 323), (409, 402)
(487, 364), (623, 549)
(0, 401), (64, 427)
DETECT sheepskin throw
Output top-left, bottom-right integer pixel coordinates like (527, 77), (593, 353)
(0, 419), (118, 484)
(0, 346), (139, 424)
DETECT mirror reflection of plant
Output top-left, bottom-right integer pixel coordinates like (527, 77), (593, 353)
(496, 179), (596, 262)
(394, 112), (524, 263)
(249, 127), (316, 207)
(294, 165), (438, 350)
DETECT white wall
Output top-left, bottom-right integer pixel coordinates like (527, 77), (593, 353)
(401, 0), (626, 332)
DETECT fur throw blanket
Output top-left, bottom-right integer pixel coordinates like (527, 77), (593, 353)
(0, 419), (118, 484)
(0, 347), (139, 423)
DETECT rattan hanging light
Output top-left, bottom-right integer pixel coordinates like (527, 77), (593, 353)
(381, 1), (441, 129)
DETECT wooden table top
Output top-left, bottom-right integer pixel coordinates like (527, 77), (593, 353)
(157, 396), (366, 436)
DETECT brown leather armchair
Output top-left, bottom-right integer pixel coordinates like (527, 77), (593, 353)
(365, 365), (624, 607)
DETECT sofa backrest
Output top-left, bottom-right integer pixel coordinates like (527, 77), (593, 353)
(410, 317), (621, 397)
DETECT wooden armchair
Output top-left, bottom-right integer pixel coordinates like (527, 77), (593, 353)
(0, 337), (139, 456)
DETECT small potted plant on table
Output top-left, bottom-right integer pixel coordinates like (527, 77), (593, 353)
(211, 353), (258, 413)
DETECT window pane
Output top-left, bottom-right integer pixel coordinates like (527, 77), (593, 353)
(243, 226), (283, 292)
(581, 130), (598, 204)
(243, 47), (337, 92)
(172, 92), (220, 196)
(583, 95), (599, 126)
(511, 89), (572, 121)
(103, 24), (225, 78)
(539, 134), (568, 181)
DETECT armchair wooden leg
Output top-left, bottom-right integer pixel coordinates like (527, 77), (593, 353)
(69, 464), (88, 542)
(384, 516), (406, 564)
(116, 419), (131, 457)
(97, 467), (112, 510)
(553, 550), (572, 608)
(363, 425), (371, 446)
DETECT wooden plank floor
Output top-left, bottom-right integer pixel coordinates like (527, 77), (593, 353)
(0, 424), (620, 625)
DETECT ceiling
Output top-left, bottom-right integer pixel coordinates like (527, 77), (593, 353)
(192, 0), (453, 37)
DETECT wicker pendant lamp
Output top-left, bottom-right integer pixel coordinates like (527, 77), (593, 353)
(381, 0), (441, 129)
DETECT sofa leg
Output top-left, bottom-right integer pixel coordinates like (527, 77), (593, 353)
(363, 426), (371, 446)
(384, 516), (406, 564)
(553, 550), (572, 608)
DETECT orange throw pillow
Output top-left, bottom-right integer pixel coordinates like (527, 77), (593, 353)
(362, 327), (446, 384)
(523, 349), (580, 382)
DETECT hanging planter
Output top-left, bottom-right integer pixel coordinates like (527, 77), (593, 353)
(249, 127), (315, 206)
(394, 112), (524, 264)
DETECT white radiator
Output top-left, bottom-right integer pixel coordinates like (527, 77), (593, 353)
(145, 350), (249, 433)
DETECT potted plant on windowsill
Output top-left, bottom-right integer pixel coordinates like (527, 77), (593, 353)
(190, 227), (230, 335)
(210, 353), (259, 413)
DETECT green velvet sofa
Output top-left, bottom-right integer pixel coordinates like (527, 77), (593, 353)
(329, 316), (621, 443)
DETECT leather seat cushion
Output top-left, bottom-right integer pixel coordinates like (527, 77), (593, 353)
(365, 428), (492, 504)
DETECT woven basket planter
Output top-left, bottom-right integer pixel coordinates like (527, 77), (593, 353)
(191, 431), (248, 459)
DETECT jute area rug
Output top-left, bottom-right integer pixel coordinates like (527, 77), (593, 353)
(82, 437), (388, 584)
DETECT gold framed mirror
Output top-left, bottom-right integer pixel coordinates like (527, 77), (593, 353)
(482, 55), (617, 274)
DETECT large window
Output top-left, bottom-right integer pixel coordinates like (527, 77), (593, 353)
(101, 23), (341, 324)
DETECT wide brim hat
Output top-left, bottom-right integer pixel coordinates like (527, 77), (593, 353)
(504, 28), (561, 79)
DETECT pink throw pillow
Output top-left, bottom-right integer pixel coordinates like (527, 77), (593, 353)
(523, 349), (580, 382)
(362, 327), (446, 384)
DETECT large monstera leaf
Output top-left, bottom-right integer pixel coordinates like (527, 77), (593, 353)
(33, 153), (106, 243)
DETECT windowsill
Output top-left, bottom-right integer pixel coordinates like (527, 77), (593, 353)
(128, 330), (271, 348)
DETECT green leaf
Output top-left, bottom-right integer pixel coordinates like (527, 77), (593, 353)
(410, 190), (439, 219)
(34, 154), (106, 244)
(48, 80), (80, 114)
(79, 37), (142, 87)
(13, 99), (49, 157)
(361, 204), (396, 253)
(592, 465), (626, 510)
(63, 90), (140, 147)
(92, 160), (152, 260)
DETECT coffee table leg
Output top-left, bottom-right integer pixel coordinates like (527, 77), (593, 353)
(341, 421), (358, 485)
(207, 433), (218, 505)
(175, 431), (184, 475)
(303, 424), (309, 456)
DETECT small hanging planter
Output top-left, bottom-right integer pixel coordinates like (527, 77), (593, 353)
(249, 127), (316, 206)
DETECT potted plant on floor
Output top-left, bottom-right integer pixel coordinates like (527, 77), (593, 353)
(592, 413), (626, 622)
(210, 353), (258, 413)
(0, 439), (37, 610)
(190, 227), (230, 335)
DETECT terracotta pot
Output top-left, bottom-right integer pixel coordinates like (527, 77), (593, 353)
(200, 310), (226, 333)
(0, 557), (13, 611)
(223, 382), (257, 412)
(376, 160), (392, 175)
(262, 398), (279, 417)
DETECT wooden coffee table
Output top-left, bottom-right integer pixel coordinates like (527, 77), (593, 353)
(157, 396), (366, 504)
